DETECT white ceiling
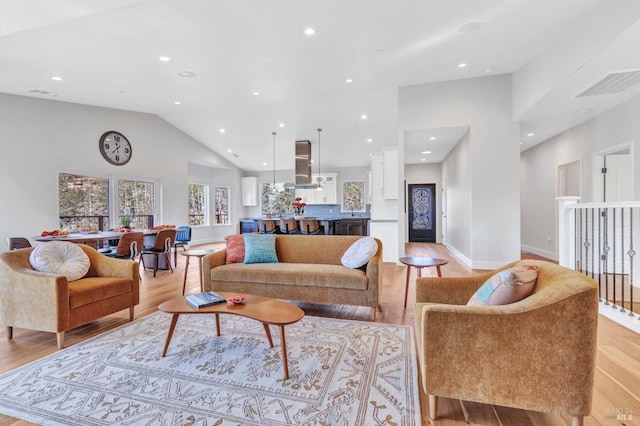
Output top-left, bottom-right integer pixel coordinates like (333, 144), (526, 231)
(1, 0), (638, 171)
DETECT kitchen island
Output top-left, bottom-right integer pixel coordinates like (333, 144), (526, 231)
(239, 217), (369, 236)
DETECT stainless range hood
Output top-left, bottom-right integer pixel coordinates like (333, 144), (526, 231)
(294, 140), (317, 187)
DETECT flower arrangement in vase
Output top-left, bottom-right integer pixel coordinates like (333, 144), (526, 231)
(292, 197), (306, 219)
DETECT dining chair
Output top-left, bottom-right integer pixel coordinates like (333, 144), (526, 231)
(106, 232), (144, 260)
(7, 237), (31, 251)
(300, 219), (322, 235)
(279, 218), (300, 234)
(173, 225), (192, 267)
(258, 219), (278, 234)
(140, 229), (177, 277)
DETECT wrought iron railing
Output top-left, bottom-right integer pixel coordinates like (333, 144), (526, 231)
(559, 198), (639, 320)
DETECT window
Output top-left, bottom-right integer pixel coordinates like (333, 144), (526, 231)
(118, 179), (155, 229)
(58, 173), (109, 230)
(214, 187), (230, 225)
(342, 181), (366, 212)
(261, 182), (295, 215)
(188, 183), (208, 226)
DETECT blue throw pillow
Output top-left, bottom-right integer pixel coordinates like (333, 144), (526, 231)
(243, 233), (279, 264)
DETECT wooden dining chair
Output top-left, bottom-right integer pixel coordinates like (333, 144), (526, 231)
(106, 232), (144, 260)
(279, 218), (300, 234)
(7, 237), (31, 251)
(140, 229), (176, 277)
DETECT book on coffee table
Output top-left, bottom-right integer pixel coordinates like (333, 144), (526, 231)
(186, 291), (226, 309)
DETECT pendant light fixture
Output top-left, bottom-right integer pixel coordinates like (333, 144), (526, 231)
(316, 128), (323, 191)
(271, 131), (278, 194)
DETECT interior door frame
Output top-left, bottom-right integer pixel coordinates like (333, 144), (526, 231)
(591, 141), (634, 202)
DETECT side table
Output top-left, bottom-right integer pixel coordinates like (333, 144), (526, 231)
(181, 249), (214, 295)
(399, 256), (449, 308)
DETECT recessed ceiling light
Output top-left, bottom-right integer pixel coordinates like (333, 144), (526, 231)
(220, 128), (226, 133)
(421, 150), (433, 154)
(367, 138), (373, 143)
(51, 76), (63, 81)
(458, 63), (467, 68)
(421, 158), (426, 162)
(227, 149), (232, 153)
(527, 132), (535, 137)
(279, 123), (284, 128)
(346, 78), (353, 83)
(263, 162), (268, 166)
(457, 21), (483, 33)
(174, 101), (181, 105)
(253, 91), (260, 96)
(484, 67), (495, 73)
(361, 114), (367, 120)
(430, 136), (436, 140)
(304, 27), (316, 36)
(159, 56), (171, 62)
(177, 71), (196, 78)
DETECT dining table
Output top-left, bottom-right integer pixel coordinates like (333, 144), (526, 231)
(32, 229), (162, 250)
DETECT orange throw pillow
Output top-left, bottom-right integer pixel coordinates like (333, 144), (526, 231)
(225, 234), (245, 264)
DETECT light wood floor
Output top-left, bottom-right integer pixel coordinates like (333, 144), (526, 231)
(0, 243), (638, 426)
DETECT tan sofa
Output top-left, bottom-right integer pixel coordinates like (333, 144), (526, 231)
(415, 259), (598, 426)
(0, 244), (140, 348)
(202, 235), (382, 320)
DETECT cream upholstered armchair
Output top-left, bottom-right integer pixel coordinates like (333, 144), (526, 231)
(0, 244), (140, 349)
(415, 259), (598, 426)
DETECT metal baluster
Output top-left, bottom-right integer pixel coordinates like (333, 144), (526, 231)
(584, 208), (591, 276)
(620, 207), (626, 313)
(576, 209), (580, 271)
(604, 208), (610, 306)
(612, 208), (617, 309)
(591, 208), (595, 280)
(598, 208), (603, 302)
(628, 208), (636, 318)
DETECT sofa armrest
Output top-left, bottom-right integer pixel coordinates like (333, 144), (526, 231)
(0, 255), (70, 332)
(365, 252), (381, 299)
(415, 274), (489, 305)
(83, 247), (139, 279)
(202, 249), (227, 285)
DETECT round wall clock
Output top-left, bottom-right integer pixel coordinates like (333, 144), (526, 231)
(99, 131), (132, 166)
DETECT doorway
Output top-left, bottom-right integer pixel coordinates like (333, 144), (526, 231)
(408, 183), (436, 242)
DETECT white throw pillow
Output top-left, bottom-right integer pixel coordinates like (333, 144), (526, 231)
(341, 237), (378, 269)
(29, 241), (90, 282)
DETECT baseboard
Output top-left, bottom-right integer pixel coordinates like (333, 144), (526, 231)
(521, 244), (557, 261)
(443, 242), (472, 268)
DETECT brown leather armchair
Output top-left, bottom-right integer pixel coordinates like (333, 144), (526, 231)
(0, 244), (140, 349)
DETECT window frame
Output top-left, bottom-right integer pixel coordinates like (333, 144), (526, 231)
(213, 186), (231, 226)
(188, 182), (209, 227)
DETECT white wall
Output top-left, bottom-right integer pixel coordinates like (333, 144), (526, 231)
(399, 75), (521, 268)
(0, 93), (242, 246)
(404, 163), (442, 243)
(521, 94), (640, 259)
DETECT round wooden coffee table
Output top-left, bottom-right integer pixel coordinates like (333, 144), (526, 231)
(158, 293), (304, 379)
(399, 257), (449, 308)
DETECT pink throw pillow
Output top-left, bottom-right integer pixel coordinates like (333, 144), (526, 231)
(467, 265), (538, 306)
(225, 234), (245, 264)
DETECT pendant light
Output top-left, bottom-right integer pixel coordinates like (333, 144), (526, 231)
(271, 131), (278, 194)
(316, 128), (323, 191)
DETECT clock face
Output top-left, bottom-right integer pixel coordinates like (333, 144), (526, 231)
(99, 131), (132, 166)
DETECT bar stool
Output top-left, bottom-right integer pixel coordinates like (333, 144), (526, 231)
(258, 219), (278, 234)
(300, 219), (322, 235)
(279, 218), (300, 234)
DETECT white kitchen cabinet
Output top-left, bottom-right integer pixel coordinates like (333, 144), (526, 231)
(241, 176), (258, 206)
(295, 173), (337, 204)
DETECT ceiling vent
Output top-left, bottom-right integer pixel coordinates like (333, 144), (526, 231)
(576, 69), (640, 97)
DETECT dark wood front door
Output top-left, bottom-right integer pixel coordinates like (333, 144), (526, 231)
(408, 183), (436, 243)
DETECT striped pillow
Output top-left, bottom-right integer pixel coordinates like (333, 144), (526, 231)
(225, 234), (245, 264)
(467, 265), (538, 306)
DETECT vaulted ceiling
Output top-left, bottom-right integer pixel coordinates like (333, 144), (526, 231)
(2, 0), (639, 171)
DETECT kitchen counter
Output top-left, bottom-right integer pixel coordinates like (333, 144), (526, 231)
(239, 217), (369, 236)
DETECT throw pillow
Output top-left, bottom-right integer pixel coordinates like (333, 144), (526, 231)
(467, 265), (539, 306)
(341, 237), (378, 269)
(225, 234), (245, 264)
(29, 241), (91, 282)
(243, 233), (278, 264)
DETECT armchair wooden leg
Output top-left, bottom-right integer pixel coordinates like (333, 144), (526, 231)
(56, 331), (65, 349)
(571, 416), (584, 426)
(428, 395), (438, 420)
(6, 326), (12, 341)
(129, 306), (135, 321)
(371, 306), (377, 321)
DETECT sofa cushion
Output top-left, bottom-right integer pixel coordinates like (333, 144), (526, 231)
(467, 265), (538, 306)
(225, 234), (245, 264)
(341, 237), (378, 268)
(211, 263), (368, 290)
(68, 277), (133, 309)
(244, 233), (278, 264)
(29, 241), (90, 282)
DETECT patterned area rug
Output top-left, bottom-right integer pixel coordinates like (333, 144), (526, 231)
(0, 312), (420, 425)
